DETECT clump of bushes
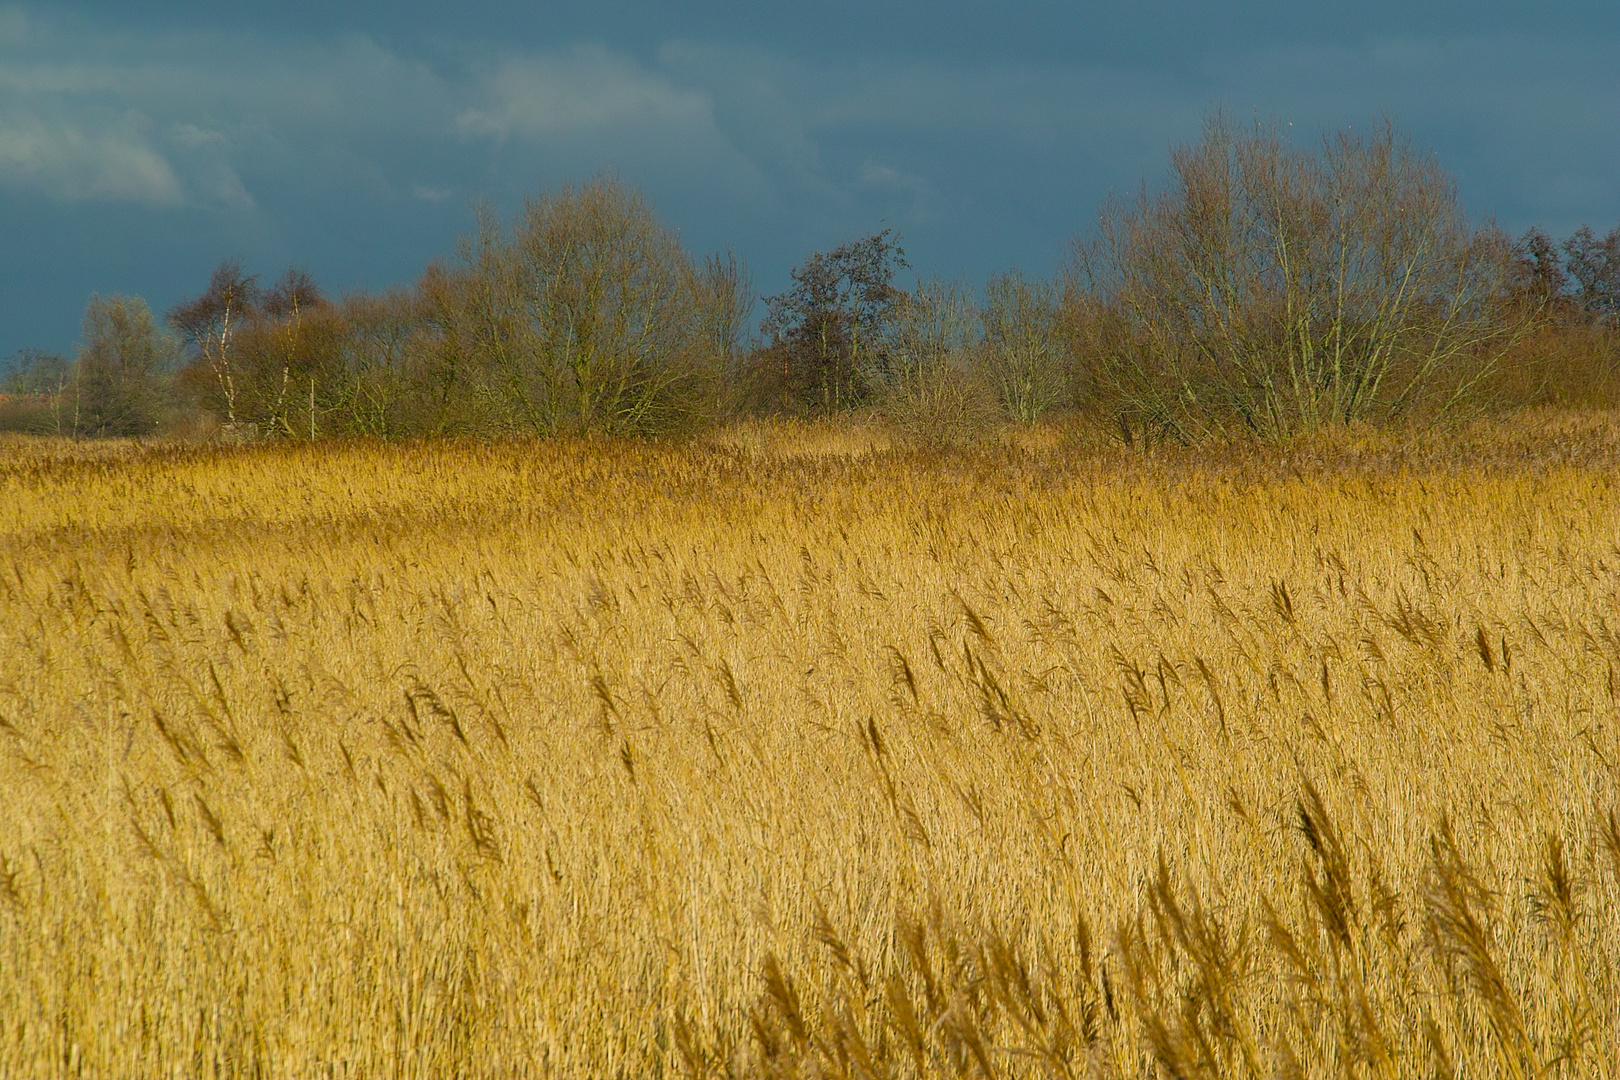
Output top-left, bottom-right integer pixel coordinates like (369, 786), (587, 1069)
(1065, 114), (1524, 443)
(1487, 223), (1620, 407)
(743, 235), (1066, 442)
(427, 180), (750, 436)
(159, 178), (751, 440)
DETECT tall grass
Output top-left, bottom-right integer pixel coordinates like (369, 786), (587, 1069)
(2, 415), (1620, 1077)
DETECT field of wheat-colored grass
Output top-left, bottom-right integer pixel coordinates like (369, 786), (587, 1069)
(3, 414), (1620, 1079)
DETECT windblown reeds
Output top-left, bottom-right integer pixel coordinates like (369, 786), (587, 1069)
(2, 414), (1619, 1077)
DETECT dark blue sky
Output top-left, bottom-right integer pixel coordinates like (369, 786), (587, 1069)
(4, 1), (1616, 358)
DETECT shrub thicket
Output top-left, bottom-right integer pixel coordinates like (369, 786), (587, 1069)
(167, 178), (750, 440)
(1064, 114), (1521, 443)
(428, 179), (746, 436)
(878, 277), (1002, 445)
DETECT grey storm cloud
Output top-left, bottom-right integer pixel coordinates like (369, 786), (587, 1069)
(0, 1), (1616, 357)
(6, 9), (1612, 221)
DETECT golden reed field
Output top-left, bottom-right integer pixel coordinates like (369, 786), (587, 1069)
(3, 414), (1620, 1079)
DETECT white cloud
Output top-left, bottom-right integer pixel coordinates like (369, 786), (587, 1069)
(0, 45), (193, 205)
(0, 20), (771, 211)
(457, 46), (715, 140)
(169, 123), (225, 148)
(0, 20), (458, 208)
(0, 112), (182, 205)
(194, 161), (253, 209)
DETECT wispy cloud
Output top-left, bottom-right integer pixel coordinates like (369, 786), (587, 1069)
(0, 108), (182, 204)
(0, 13), (450, 208)
(457, 46), (714, 139)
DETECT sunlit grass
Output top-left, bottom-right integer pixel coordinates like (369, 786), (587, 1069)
(3, 414), (1619, 1078)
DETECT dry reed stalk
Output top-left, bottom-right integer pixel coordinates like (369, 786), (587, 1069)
(1, 416), (1619, 1077)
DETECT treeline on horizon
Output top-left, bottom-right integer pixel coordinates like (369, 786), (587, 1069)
(4, 113), (1619, 446)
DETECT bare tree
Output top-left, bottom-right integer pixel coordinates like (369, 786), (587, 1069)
(326, 288), (433, 438)
(979, 270), (1066, 422)
(1564, 225), (1620, 323)
(254, 267), (327, 437)
(168, 261), (259, 426)
(760, 230), (908, 413)
(75, 295), (179, 437)
(887, 278), (978, 375)
(439, 178), (730, 435)
(693, 249), (754, 416)
(1511, 228), (1571, 315)
(1069, 113), (1519, 442)
(881, 277), (1001, 444)
(0, 348), (70, 396)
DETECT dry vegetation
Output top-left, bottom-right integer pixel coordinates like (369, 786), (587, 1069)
(4, 414), (1620, 1078)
